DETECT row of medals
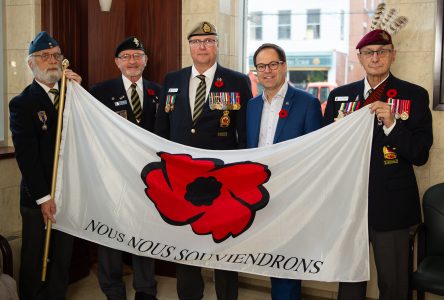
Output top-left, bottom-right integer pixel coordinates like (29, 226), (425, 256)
(336, 98), (410, 121)
(165, 93), (241, 113)
(388, 98), (410, 120)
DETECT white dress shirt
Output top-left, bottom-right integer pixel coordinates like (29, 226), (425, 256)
(258, 82), (288, 147)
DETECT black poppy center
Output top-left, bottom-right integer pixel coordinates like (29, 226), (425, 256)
(185, 176), (222, 206)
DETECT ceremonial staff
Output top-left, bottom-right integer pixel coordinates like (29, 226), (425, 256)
(41, 59), (70, 281)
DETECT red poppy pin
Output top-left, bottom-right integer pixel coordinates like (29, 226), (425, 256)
(147, 89), (155, 96)
(386, 89), (397, 98)
(214, 78), (224, 88)
(279, 109), (288, 118)
(141, 152), (271, 243)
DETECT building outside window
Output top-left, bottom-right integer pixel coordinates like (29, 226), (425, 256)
(340, 10), (345, 40)
(249, 11), (263, 40)
(306, 9), (321, 40)
(246, 0), (376, 98)
(278, 10), (291, 40)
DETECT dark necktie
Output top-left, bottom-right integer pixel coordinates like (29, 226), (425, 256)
(131, 83), (142, 122)
(193, 75), (206, 124)
(49, 89), (60, 110)
(365, 88), (373, 99)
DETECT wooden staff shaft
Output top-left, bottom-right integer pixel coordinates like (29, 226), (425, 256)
(41, 59), (70, 281)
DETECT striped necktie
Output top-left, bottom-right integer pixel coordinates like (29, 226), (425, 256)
(193, 75), (206, 124)
(363, 79), (388, 106)
(49, 89), (60, 110)
(131, 83), (142, 122)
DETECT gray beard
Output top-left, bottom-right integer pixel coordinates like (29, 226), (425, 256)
(33, 66), (62, 84)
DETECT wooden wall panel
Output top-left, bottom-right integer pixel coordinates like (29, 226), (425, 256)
(142, 0), (182, 84)
(41, 0), (88, 85)
(87, 0), (126, 86)
(42, 0), (181, 88)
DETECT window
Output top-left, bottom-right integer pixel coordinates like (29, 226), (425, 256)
(340, 10), (345, 40)
(246, 1), (378, 89)
(249, 11), (263, 40)
(306, 9), (320, 40)
(278, 10), (291, 40)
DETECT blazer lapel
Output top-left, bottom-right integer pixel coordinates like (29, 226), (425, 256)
(141, 80), (157, 123)
(358, 79), (366, 108)
(273, 86), (295, 143)
(180, 68), (193, 124)
(30, 80), (57, 116)
(251, 99), (263, 147)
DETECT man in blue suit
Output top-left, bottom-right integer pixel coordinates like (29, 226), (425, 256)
(246, 43), (322, 299)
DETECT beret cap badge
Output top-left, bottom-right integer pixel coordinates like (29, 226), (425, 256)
(187, 21), (217, 39)
(114, 36), (145, 57)
(203, 23), (211, 33)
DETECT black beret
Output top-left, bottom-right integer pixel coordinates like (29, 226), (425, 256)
(29, 31), (59, 55)
(115, 36), (145, 57)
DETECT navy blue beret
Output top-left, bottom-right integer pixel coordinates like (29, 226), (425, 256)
(115, 36), (145, 57)
(29, 31), (59, 55)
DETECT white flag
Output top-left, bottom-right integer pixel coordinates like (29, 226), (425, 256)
(53, 81), (374, 282)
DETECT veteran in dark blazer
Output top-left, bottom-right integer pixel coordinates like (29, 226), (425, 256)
(90, 76), (159, 131)
(90, 36), (159, 300)
(155, 22), (252, 300)
(323, 29), (433, 300)
(9, 31), (82, 300)
(247, 43), (322, 300)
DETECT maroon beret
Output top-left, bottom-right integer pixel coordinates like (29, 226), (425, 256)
(356, 29), (392, 49)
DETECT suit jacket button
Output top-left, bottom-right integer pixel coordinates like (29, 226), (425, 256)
(191, 129), (196, 134)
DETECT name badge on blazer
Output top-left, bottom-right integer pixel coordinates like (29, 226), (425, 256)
(335, 96), (349, 101)
(112, 95), (128, 107)
(168, 88), (179, 93)
(114, 100), (128, 107)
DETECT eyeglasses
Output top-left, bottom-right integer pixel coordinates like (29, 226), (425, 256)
(31, 53), (64, 62)
(118, 53), (146, 61)
(188, 39), (217, 48)
(255, 61), (284, 72)
(359, 48), (394, 59)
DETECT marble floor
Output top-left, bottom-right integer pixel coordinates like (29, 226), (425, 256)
(66, 267), (327, 300)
